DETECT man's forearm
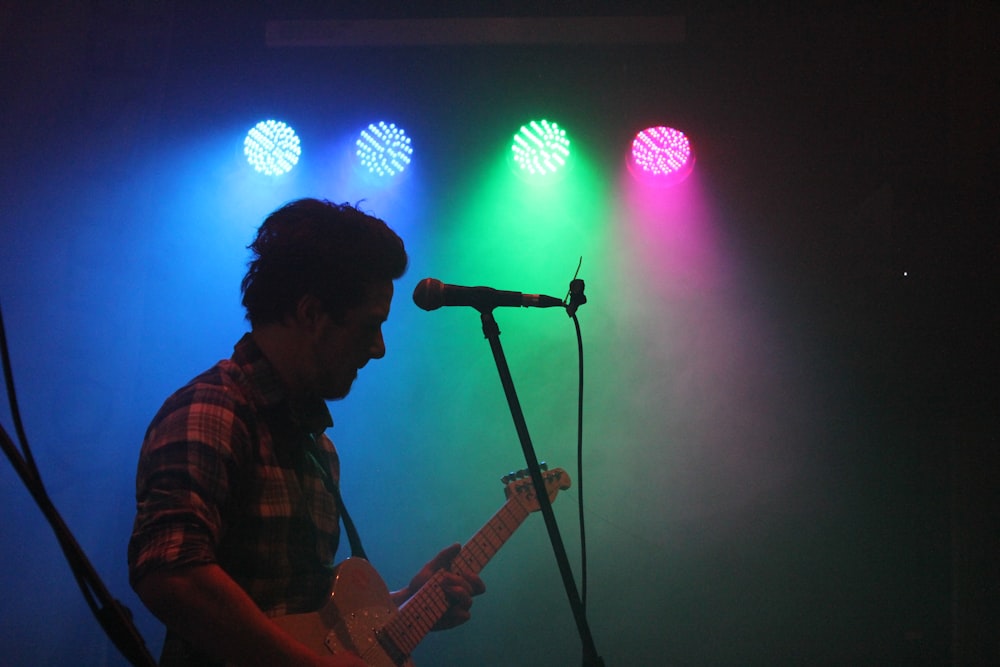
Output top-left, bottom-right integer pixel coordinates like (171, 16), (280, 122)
(134, 564), (326, 667)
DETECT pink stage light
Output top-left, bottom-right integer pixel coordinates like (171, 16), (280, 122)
(628, 126), (694, 187)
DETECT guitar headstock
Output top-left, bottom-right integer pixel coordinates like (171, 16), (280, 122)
(502, 465), (571, 512)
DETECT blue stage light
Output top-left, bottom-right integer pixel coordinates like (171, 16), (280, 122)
(244, 120), (301, 176)
(356, 121), (413, 178)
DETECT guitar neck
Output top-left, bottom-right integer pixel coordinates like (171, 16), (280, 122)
(458, 492), (535, 576)
(381, 494), (534, 656)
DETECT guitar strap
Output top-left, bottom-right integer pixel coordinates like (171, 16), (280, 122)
(301, 436), (369, 562)
(328, 478), (369, 561)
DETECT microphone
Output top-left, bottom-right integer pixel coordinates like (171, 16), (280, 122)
(412, 278), (565, 311)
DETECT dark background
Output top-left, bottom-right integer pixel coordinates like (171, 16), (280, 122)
(1, 1), (997, 665)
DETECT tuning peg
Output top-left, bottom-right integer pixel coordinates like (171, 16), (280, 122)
(502, 464), (549, 484)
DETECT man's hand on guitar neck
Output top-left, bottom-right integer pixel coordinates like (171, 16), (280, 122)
(392, 543), (487, 630)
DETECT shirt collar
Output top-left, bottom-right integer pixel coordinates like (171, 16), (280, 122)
(232, 332), (334, 435)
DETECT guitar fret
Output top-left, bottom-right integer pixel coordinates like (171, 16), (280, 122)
(463, 504), (528, 570)
(461, 542), (489, 571)
(388, 570), (452, 655)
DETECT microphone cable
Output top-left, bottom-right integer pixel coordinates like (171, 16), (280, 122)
(564, 260), (590, 610)
(570, 309), (590, 610)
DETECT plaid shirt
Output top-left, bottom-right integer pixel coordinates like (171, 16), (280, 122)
(128, 333), (342, 620)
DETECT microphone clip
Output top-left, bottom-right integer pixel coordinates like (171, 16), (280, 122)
(566, 278), (586, 317)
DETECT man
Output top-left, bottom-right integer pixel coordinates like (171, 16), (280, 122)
(128, 199), (484, 667)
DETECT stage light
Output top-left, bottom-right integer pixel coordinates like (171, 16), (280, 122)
(244, 120), (301, 176)
(356, 121), (413, 178)
(510, 119), (571, 178)
(628, 126), (694, 187)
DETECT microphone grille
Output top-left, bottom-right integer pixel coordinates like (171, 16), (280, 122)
(412, 278), (445, 311)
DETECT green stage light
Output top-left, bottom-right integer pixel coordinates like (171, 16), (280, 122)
(510, 119), (571, 179)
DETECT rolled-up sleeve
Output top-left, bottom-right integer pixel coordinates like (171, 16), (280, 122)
(128, 381), (248, 587)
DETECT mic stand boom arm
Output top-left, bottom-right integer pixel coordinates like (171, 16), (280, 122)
(478, 309), (605, 667)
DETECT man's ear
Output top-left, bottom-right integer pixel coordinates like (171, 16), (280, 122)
(294, 294), (326, 332)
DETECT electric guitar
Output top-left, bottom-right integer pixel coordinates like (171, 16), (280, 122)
(270, 466), (571, 666)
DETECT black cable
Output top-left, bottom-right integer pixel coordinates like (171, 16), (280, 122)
(0, 302), (157, 667)
(563, 262), (590, 611)
(1, 302), (39, 484)
(571, 312), (589, 609)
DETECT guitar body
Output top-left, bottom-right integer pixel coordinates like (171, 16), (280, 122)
(272, 558), (414, 667)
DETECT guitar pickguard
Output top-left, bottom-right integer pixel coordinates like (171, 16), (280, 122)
(273, 558), (412, 666)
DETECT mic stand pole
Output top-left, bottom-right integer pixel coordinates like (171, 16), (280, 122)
(478, 308), (605, 667)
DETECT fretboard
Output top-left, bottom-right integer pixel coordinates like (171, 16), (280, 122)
(379, 496), (533, 657)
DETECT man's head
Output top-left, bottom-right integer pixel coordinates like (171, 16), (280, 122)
(242, 199), (408, 399)
(242, 198), (407, 327)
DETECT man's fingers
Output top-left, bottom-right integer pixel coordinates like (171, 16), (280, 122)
(433, 543), (462, 567)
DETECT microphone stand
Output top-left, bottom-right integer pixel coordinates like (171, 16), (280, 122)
(478, 307), (605, 667)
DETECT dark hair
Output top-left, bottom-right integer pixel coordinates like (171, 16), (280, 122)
(241, 198), (407, 326)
